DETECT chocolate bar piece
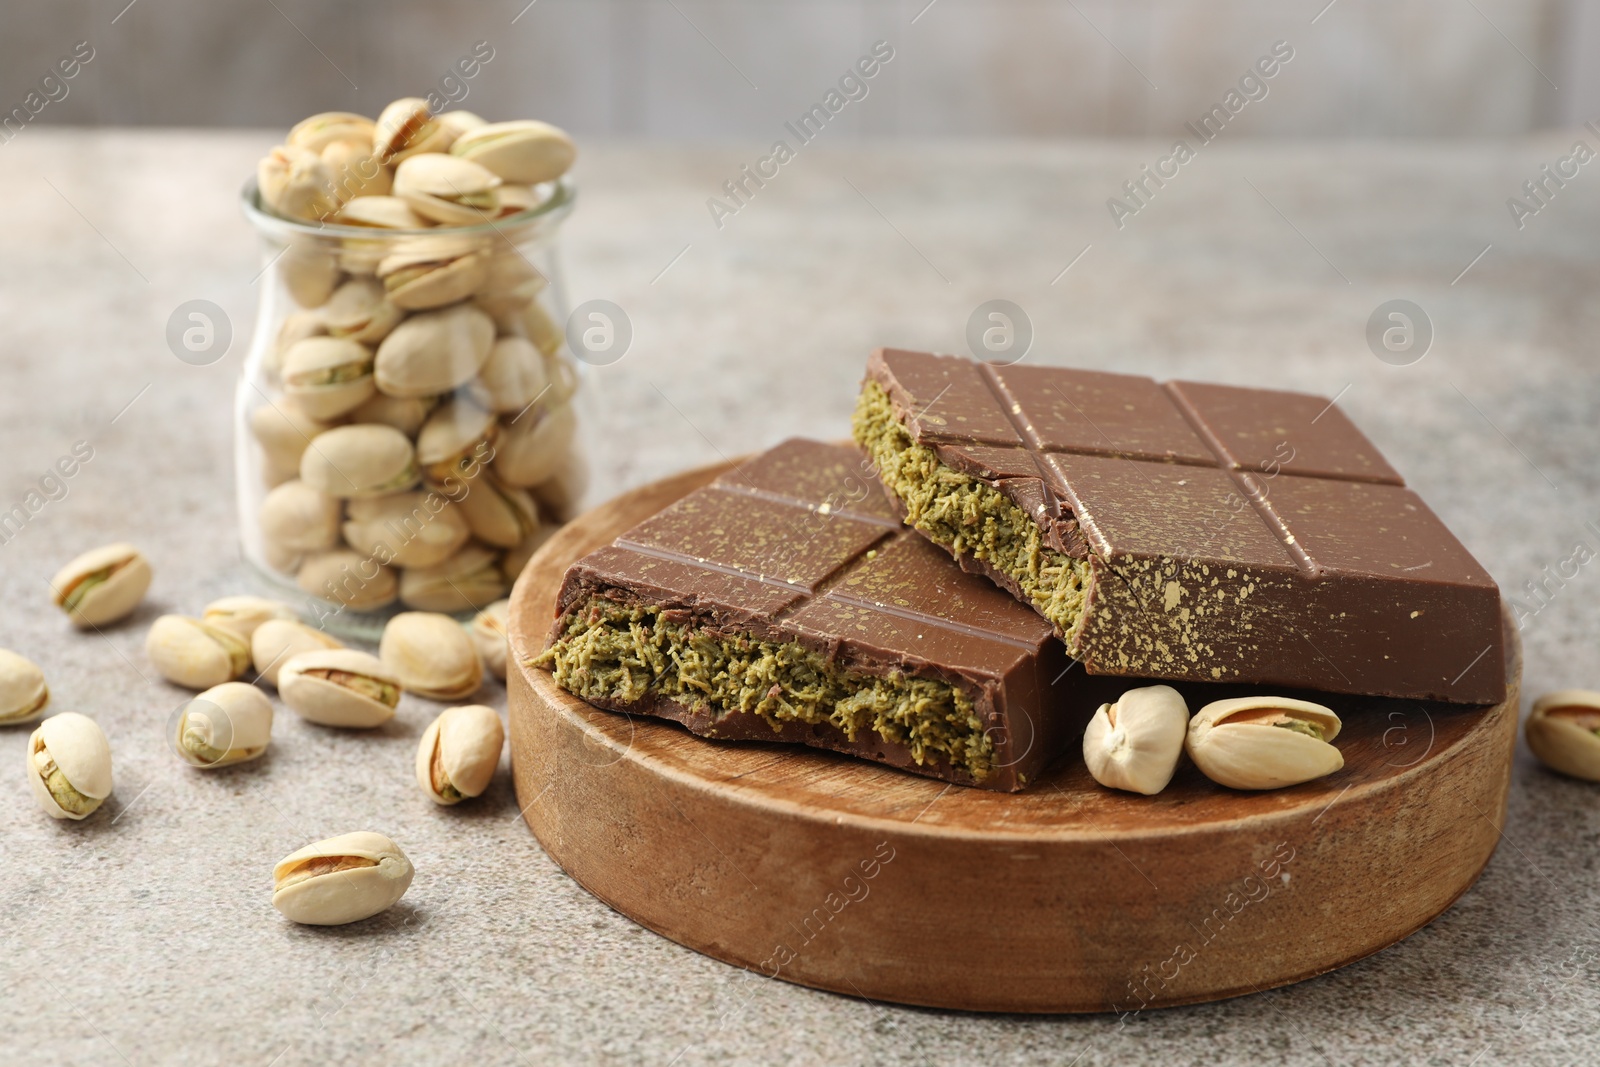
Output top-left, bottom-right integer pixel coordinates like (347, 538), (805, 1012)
(854, 348), (1505, 705)
(537, 438), (1075, 790)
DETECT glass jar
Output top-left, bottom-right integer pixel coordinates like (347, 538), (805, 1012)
(236, 179), (584, 640)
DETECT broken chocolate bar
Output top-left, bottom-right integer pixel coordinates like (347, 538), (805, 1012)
(536, 438), (1076, 790)
(855, 348), (1504, 705)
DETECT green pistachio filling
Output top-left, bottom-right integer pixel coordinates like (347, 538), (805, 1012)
(384, 265), (439, 291)
(35, 753), (96, 815)
(294, 362), (371, 387)
(308, 669), (400, 707)
(374, 462), (419, 493)
(61, 568), (114, 612)
(852, 381), (1092, 639)
(537, 597), (995, 780)
(448, 191), (498, 210)
(1273, 718), (1327, 741)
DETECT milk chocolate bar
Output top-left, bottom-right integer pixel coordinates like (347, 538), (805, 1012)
(855, 348), (1505, 704)
(537, 439), (1078, 790)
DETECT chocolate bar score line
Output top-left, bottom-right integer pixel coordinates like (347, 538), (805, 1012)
(853, 347), (1505, 705)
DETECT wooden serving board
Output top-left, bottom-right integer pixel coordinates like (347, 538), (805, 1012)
(507, 459), (1521, 1014)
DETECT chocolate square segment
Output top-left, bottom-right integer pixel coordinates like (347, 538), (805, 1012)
(861, 348), (1504, 704)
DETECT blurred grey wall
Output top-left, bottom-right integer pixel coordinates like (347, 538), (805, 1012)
(2, 0), (1596, 136)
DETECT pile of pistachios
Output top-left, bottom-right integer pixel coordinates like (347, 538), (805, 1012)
(252, 99), (583, 616)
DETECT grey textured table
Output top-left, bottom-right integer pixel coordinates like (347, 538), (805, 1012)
(2, 131), (1597, 1066)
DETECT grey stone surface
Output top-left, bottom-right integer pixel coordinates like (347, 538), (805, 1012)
(1, 130), (1598, 1065)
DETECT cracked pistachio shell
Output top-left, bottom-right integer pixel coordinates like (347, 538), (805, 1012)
(0, 649), (49, 724)
(416, 704), (503, 804)
(1187, 696), (1343, 791)
(393, 154), (502, 226)
(299, 424), (419, 498)
(201, 596), (296, 642)
(251, 619), (343, 688)
(378, 240), (488, 311)
(493, 183), (550, 218)
(455, 472), (540, 549)
(273, 831), (414, 925)
(449, 120), (575, 184)
(374, 302), (495, 398)
(349, 392), (435, 437)
(399, 545), (506, 614)
(282, 337), (376, 420)
(279, 243), (341, 309)
(52, 543), (153, 629)
(468, 336), (548, 414)
(296, 549), (399, 613)
(28, 712), (112, 820)
(417, 398), (497, 483)
(343, 491), (471, 569)
(380, 611), (483, 700)
(493, 402), (576, 488)
(320, 138), (390, 201)
(501, 527), (555, 585)
(335, 195), (428, 230)
(288, 112), (375, 154)
(175, 682), (273, 768)
(374, 97), (453, 162)
(258, 144), (338, 222)
(1526, 690), (1600, 782)
(146, 615), (252, 690)
(1083, 685), (1188, 796)
(280, 649), (401, 728)
(531, 449), (588, 523)
(252, 402), (334, 488)
(272, 310), (330, 378)
(469, 600), (511, 680)
(322, 277), (404, 345)
(260, 479), (342, 569)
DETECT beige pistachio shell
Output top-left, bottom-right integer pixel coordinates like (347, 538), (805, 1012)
(380, 612), (484, 700)
(251, 402), (334, 487)
(201, 596), (296, 642)
(493, 183), (550, 218)
(417, 398), (498, 483)
(336, 195), (428, 230)
(343, 491), (471, 569)
(1083, 685), (1189, 796)
(259, 144), (337, 222)
(251, 619), (343, 688)
(322, 277), (404, 344)
(272, 311), (331, 379)
(279, 649), (401, 728)
(455, 473), (540, 549)
(374, 97), (452, 162)
(449, 120), (576, 184)
(416, 704), (504, 804)
(501, 528), (556, 585)
(521, 298), (566, 357)
(399, 545), (506, 614)
(493, 402), (576, 488)
(175, 682), (274, 768)
(260, 479), (342, 570)
(473, 252), (547, 317)
(348, 392), (435, 436)
(146, 615), (252, 690)
(282, 337), (376, 420)
(469, 336), (549, 414)
(374, 303), (495, 398)
(469, 600), (511, 680)
(320, 138), (390, 201)
(28, 712), (112, 820)
(531, 450), (588, 523)
(279, 243), (341, 308)
(393, 153), (502, 226)
(1526, 689), (1600, 782)
(1187, 696), (1343, 791)
(296, 550), (399, 612)
(377, 236), (489, 310)
(299, 425), (419, 498)
(52, 543), (153, 629)
(435, 110), (486, 138)
(288, 112), (376, 154)
(0, 649), (49, 725)
(272, 830), (415, 925)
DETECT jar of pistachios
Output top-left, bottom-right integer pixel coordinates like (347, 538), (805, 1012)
(238, 100), (585, 639)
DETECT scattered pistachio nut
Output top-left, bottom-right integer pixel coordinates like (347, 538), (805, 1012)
(399, 545), (506, 614)
(0, 649), (50, 725)
(1082, 685), (1189, 795)
(252, 618), (343, 688)
(175, 682), (274, 768)
(299, 424), (419, 498)
(416, 704), (504, 804)
(1525, 690), (1600, 782)
(342, 491), (471, 569)
(202, 596), (296, 641)
(51, 543), (153, 629)
(469, 599), (511, 680)
(380, 611), (484, 700)
(1187, 696), (1343, 791)
(296, 549), (399, 612)
(373, 302), (495, 398)
(27, 712), (112, 820)
(272, 830), (415, 925)
(493, 402), (576, 487)
(280, 649), (402, 728)
(146, 615), (253, 690)
(393, 153), (502, 226)
(449, 119), (575, 184)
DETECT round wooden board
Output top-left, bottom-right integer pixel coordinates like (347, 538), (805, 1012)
(507, 459), (1521, 1014)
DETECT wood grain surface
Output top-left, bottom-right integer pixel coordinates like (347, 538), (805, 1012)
(507, 458), (1521, 1013)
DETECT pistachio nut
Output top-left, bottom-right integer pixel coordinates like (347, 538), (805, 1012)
(282, 337), (376, 420)
(493, 402), (576, 488)
(486, 297), (564, 357)
(373, 302), (495, 398)
(146, 615), (253, 690)
(258, 144), (338, 222)
(454, 472), (540, 549)
(348, 392), (435, 437)
(272, 831), (415, 925)
(501, 528), (555, 585)
(417, 398), (498, 484)
(175, 682), (273, 768)
(435, 110), (487, 138)
(299, 424), (419, 498)
(531, 449), (588, 523)
(335, 195), (429, 230)
(0, 649), (49, 725)
(468, 336), (549, 414)
(380, 611), (484, 700)
(260, 479), (342, 572)
(322, 277), (404, 344)
(493, 183), (550, 218)
(1082, 685), (1188, 795)
(251, 618), (343, 688)
(399, 545), (507, 614)
(279, 243), (341, 309)
(279, 649), (401, 728)
(296, 549), (400, 613)
(377, 239), (488, 311)
(1187, 696), (1344, 791)
(449, 120), (576, 184)
(251, 402), (334, 488)
(1526, 690), (1600, 782)
(288, 112), (376, 154)
(416, 704), (503, 804)
(51, 543), (153, 628)
(392, 153), (502, 226)
(472, 252), (547, 319)
(343, 491), (472, 569)
(320, 138), (391, 202)
(469, 599), (511, 680)
(272, 310), (330, 377)
(27, 712), (112, 820)
(374, 97), (453, 162)
(201, 596), (296, 642)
